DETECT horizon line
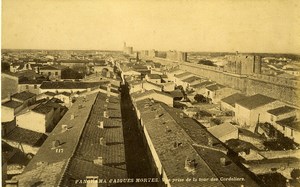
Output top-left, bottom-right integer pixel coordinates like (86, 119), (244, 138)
(1, 48), (300, 55)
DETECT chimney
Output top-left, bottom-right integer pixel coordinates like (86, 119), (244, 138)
(93, 157), (103, 166)
(36, 161), (48, 166)
(106, 71), (111, 78)
(103, 111), (109, 118)
(184, 157), (197, 173)
(207, 137), (213, 146)
(220, 157), (226, 166)
(100, 137), (106, 146)
(174, 141), (182, 148)
(62, 124), (68, 132)
(70, 114), (75, 120)
(180, 113), (184, 119)
(7, 92), (11, 100)
(98, 121), (104, 128)
(52, 140), (60, 149)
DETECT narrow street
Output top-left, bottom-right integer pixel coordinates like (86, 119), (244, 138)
(120, 84), (158, 187)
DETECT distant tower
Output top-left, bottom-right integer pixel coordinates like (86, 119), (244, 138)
(236, 61), (242, 74)
(124, 42), (126, 47)
(136, 52), (139, 62)
(254, 56), (262, 74)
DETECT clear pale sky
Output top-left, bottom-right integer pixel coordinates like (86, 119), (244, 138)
(2, 0), (300, 53)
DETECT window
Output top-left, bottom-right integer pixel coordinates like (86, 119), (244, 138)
(283, 126), (285, 131)
(48, 72), (51, 76)
(55, 72), (58, 75)
(291, 129), (293, 137)
(26, 85), (29, 89)
(34, 85), (37, 89)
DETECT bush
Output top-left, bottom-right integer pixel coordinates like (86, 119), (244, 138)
(211, 118), (222, 125)
(198, 60), (215, 66)
(291, 169), (300, 179)
(194, 94), (208, 103)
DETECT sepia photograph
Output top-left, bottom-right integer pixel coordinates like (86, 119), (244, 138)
(1, 0), (300, 186)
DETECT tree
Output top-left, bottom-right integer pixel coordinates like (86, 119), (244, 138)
(194, 94), (208, 103)
(73, 64), (88, 74)
(1, 62), (10, 72)
(291, 169), (300, 179)
(198, 59), (215, 66)
(176, 85), (184, 91)
(211, 118), (222, 125)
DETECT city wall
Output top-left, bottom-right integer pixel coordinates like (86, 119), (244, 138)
(259, 149), (300, 159)
(146, 57), (299, 107)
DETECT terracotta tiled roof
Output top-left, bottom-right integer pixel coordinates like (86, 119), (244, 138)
(236, 94), (277, 110)
(2, 100), (23, 109)
(40, 81), (102, 89)
(267, 106), (296, 116)
(182, 76), (201, 83)
(32, 104), (54, 114)
(15, 94), (98, 186)
(221, 93), (247, 107)
(206, 84), (225, 91)
(3, 127), (47, 146)
(174, 72), (191, 78)
(11, 91), (36, 101)
(135, 99), (261, 187)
